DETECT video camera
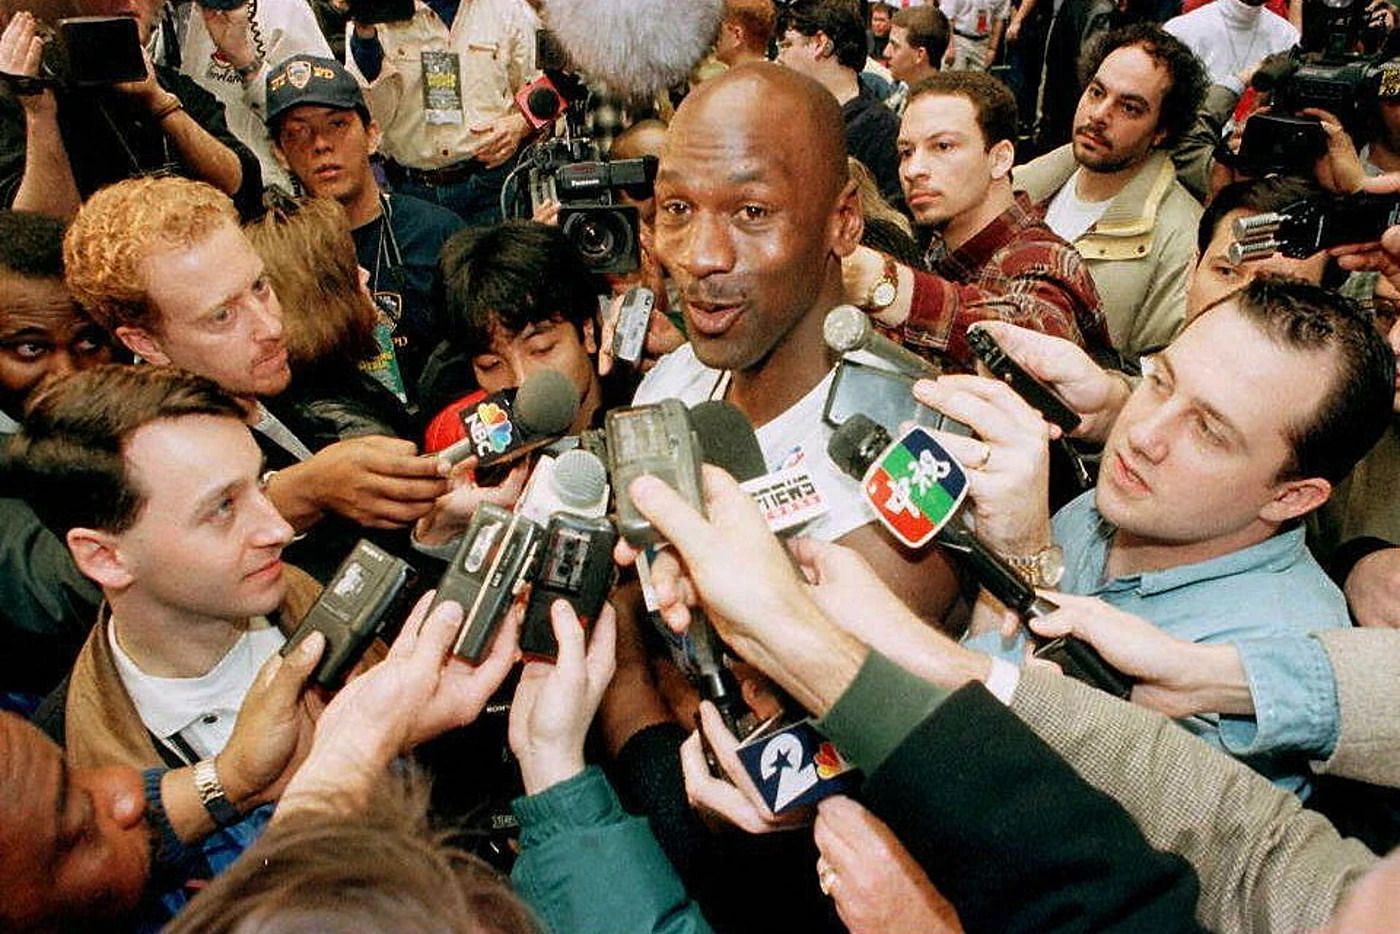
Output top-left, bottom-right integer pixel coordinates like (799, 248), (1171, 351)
(504, 30), (658, 275)
(1237, 0), (1400, 175)
(0, 14), (146, 94)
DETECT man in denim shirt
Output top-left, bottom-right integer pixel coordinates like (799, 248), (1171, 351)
(920, 277), (1396, 795)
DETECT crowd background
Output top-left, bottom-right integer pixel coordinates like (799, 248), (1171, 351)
(2, 0), (1400, 931)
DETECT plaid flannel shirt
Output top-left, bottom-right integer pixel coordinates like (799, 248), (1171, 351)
(901, 193), (1112, 370)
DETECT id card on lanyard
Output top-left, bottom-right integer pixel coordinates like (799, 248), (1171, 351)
(421, 49), (464, 125)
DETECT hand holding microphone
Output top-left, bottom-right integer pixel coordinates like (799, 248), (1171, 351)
(826, 416), (1132, 698)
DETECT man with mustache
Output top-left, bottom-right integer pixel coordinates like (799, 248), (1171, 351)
(1016, 23), (1208, 361)
(842, 70), (1112, 370)
(632, 62), (962, 628)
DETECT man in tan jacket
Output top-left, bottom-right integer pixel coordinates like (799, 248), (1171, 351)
(1015, 23), (1208, 360)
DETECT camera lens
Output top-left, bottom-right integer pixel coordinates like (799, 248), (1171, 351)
(564, 211), (624, 264)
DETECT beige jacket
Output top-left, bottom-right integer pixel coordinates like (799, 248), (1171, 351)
(345, 0), (537, 170)
(1015, 146), (1201, 359)
(1011, 666), (1377, 933)
(65, 566), (322, 771)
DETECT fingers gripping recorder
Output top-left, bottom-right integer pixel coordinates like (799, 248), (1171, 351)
(827, 416), (1133, 699)
(432, 448), (616, 663)
(1228, 191), (1400, 264)
(606, 399), (748, 731)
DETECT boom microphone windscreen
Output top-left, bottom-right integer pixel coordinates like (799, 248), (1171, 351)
(542, 0), (724, 99)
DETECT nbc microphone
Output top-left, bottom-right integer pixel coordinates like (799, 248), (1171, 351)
(432, 369), (581, 480)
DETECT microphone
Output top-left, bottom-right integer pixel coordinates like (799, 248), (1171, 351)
(690, 400), (766, 482)
(515, 448), (617, 661)
(431, 369), (581, 473)
(827, 415), (1133, 698)
(691, 399), (830, 533)
(514, 448), (610, 524)
(542, 0), (724, 100)
(823, 305), (941, 379)
(515, 73), (569, 130)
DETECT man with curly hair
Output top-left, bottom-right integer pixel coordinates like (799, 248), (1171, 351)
(1015, 24), (1209, 360)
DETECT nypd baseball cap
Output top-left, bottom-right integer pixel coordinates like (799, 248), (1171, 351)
(265, 55), (369, 128)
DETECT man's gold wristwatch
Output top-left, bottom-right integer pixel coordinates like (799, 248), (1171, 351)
(1000, 543), (1065, 588)
(863, 253), (899, 313)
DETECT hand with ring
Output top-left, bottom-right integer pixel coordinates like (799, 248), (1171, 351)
(912, 373), (1055, 556)
(814, 796), (964, 932)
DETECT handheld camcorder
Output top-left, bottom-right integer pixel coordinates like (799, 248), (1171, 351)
(1237, 0), (1400, 175)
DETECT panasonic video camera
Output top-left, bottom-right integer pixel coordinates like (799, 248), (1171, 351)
(507, 30), (658, 275)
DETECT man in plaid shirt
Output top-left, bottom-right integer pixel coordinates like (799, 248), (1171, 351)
(845, 72), (1113, 370)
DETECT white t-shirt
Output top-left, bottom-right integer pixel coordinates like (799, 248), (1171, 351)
(631, 344), (876, 544)
(1043, 170), (1113, 243)
(109, 619), (285, 762)
(943, 0), (1010, 37)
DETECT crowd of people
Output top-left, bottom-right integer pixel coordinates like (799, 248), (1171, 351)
(1, 0), (1399, 930)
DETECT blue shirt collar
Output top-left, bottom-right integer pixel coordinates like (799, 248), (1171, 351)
(1075, 501), (1309, 597)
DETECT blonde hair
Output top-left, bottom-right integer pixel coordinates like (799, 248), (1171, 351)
(63, 176), (238, 334)
(848, 157), (912, 236)
(243, 197), (378, 367)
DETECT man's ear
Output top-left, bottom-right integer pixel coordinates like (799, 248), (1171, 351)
(989, 138), (1015, 181)
(66, 527), (134, 591)
(830, 177), (864, 259)
(114, 326), (170, 365)
(1259, 477), (1332, 525)
(816, 31), (834, 59)
(367, 119), (383, 156)
(271, 140), (291, 172)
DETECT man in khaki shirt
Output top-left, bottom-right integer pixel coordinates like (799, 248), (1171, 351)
(343, 0), (539, 225)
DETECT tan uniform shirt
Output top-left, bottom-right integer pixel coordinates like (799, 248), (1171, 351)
(345, 0), (537, 170)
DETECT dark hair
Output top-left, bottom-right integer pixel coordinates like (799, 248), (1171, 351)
(1077, 23), (1208, 149)
(4, 365), (244, 536)
(167, 770), (539, 934)
(892, 6), (949, 66)
(1204, 276), (1395, 485)
(1196, 177), (1321, 256)
(0, 211), (66, 280)
(439, 221), (598, 355)
(782, 0), (868, 71)
(907, 71), (1018, 149)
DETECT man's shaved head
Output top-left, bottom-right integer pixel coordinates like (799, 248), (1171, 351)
(652, 61), (861, 375)
(670, 63), (849, 206)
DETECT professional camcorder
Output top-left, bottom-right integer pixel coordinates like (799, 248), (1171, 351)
(1236, 0), (1400, 174)
(504, 30), (658, 275)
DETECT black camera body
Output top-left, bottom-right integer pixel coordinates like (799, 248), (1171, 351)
(1238, 0), (1400, 175)
(509, 29), (658, 275)
(19, 16), (149, 91)
(526, 139), (657, 275)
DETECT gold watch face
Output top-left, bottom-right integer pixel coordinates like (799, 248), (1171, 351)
(871, 280), (897, 308)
